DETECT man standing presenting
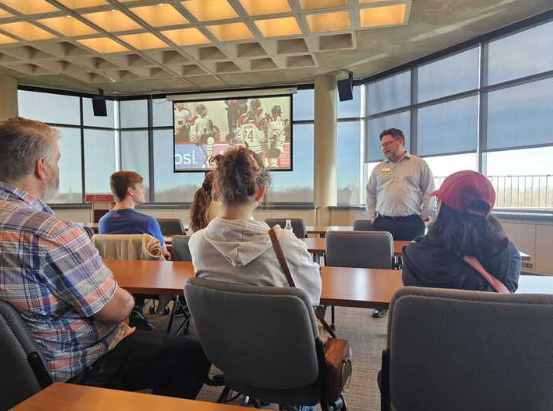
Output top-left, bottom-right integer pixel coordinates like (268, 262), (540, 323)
(366, 128), (435, 241)
(366, 128), (434, 318)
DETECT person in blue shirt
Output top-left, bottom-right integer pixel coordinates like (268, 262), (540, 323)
(99, 171), (171, 260)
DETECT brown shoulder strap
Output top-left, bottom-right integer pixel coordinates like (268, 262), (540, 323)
(268, 227), (295, 287)
(463, 256), (510, 294)
(268, 227), (337, 338)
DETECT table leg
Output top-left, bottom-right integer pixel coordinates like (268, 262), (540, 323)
(166, 296), (177, 333)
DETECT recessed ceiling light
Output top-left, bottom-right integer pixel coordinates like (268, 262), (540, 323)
(0, 32), (16, 45)
(360, 4), (407, 28)
(181, 0), (238, 22)
(161, 28), (210, 46)
(38, 16), (97, 37)
(130, 4), (188, 27)
(78, 37), (129, 53)
(0, 22), (57, 41)
(237, 0), (292, 16)
(56, 0), (108, 8)
(306, 11), (351, 33)
(254, 17), (301, 38)
(0, 9), (12, 19)
(0, 0), (58, 15)
(83, 10), (142, 32)
(120, 32), (170, 50)
(298, 0), (347, 11)
(208, 22), (254, 42)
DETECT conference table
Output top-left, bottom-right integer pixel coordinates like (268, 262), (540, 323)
(9, 382), (251, 411)
(306, 226), (353, 237)
(299, 238), (531, 261)
(105, 260), (546, 311)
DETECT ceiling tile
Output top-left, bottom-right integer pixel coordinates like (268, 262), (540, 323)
(38, 16), (97, 37)
(129, 4), (189, 27)
(0, 0), (58, 15)
(237, 0), (292, 17)
(207, 22), (254, 42)
(360, 4), (407, 28)
(120, 32), (170, 50)
(298, 0), (347, 11)
(161, 27), (210, 46)
(254, 17), (301, 38)
(0, 31), (16, 44)
(77, 37), (129, 53)
(306, 11), (351, 33)
(0, 22), (57, 41)
(181, 0), (239, 22)
(83, 10), (143, 32)
(56, 0), (108, 8)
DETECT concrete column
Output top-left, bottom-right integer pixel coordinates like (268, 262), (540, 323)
(0, 76), (18, 121)
(313, 75), (337, 226)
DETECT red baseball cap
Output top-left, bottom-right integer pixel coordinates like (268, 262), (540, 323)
(431, 170), (495, 216)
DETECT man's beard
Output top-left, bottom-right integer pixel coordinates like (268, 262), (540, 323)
(43, 173), (59, 202)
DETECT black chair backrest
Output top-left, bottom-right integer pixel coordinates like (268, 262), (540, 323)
(265, 218), (307, 238)
(353, 220), (374, 231)
(0, 300), (51, 411)
(156, 218), (186, 236)
(171, 235), (192, 261)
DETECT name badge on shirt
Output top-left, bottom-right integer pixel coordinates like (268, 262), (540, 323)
(381, 166), (391, 173)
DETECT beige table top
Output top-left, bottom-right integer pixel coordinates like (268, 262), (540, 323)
(9, 383), (251, 411)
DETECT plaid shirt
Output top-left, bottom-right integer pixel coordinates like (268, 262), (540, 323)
(0, 182), (133, 382)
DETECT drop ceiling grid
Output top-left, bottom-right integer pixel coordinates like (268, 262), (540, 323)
(0, 0), (411, 90)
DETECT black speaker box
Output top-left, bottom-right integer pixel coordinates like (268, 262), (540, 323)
(337, 73), (354, 102)
(92, 97), (108, 117)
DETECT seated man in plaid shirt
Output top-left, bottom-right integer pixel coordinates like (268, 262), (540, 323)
(0, 117), (210, 398)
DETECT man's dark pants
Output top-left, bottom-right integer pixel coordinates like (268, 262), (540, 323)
(373, 215), (425, 241)
(71, 330), (211, 399)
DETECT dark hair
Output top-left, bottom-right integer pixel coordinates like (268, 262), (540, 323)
(212, 147), (271, 206)
(379, 128), (405, 144)
(110, 171), (143, 202)
(190, 172), (215, 232)
(421, 203), (510, 259)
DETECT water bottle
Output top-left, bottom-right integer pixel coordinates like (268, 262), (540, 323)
(284, 219), (293, 231)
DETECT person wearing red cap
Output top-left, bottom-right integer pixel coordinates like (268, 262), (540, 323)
(402, 170), (521, 292)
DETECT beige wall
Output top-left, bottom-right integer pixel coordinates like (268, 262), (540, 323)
(0, 76), (18, 120)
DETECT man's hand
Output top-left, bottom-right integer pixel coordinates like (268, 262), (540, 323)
(164, 251), (172, 261)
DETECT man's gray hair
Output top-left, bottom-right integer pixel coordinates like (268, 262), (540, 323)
(0, 116), (59, 183)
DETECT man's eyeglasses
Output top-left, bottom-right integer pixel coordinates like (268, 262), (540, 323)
(380, 140), (398, 150)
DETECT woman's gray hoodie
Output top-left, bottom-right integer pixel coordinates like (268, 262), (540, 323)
(189, 217), (322, 306)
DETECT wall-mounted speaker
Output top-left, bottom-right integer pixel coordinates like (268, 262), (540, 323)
(337, 72), (353, 102)
(92, 89), (107, 117)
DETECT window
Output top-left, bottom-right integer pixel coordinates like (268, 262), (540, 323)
(54, 127), (82, 204)
(337, 121), (361, 205)
(84, 130), (117, 195)
(485, 147), (553, 208)
(417, 47), (480, 102)
(18, 90), (80, 125)
(121, 131), (150, 202)
(293, 89), (314, 121)
(153, 129), (204, 203)
(367, 71), (410, 115)
(366, 111), (410, 162)
(486, 77), (553, 151)
(120, 99), (148, 128)
(488, 20), (553, 85)
(417, 96), (479, 157)
(337, 85), (362, 118)
(423, 153), (478, 187)
(266, 123), (314, 203)
(153, 98), (173, 127)
(83, 98), (117, 128)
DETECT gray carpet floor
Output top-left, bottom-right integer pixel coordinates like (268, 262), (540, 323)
(147, 304), (388, 411)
